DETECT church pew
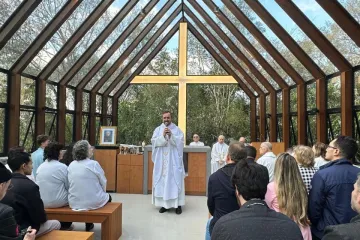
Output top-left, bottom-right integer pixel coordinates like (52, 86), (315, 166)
(45, 203), (122, 240)
(37, 230), (94, 240)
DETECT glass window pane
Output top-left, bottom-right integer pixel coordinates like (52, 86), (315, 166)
(65, 113), (74, 145)
(20, 77), (35, 106)
(0, 72), (7, 103)
(0, 0), (24, 28)
(82, 92), (89, 112)
(24, 0), (102, 76)
(0, 108), (5, 153)
(96, 116), (101, 145)
(19, 111), (35, 152)
(308, 114), (317, 145)
(277, 116), (283, 142)
(66, 88), (75, 110)
(290, 88), (297, 112)
(355, 70), (360, 106)
(256, 98), (259, 115)
(96, 95), (102, 113)
(307, 83), (316, 110)
(107, 98), (112, 115)
(327, 76), (341, 109)
(290, 115), (298, 146)
(266, 95), (270, 114)
(0, 0), (68, 70)
(46, 84), (57, 109)
(82, 114), (89, 140)
(328, 113), (341, 142)
(277, 92), (282, 114)
(45, 113), (57, 140)
(339, 0), (360, 25)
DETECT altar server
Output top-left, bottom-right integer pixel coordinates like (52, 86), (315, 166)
(211, 135), (229, 174)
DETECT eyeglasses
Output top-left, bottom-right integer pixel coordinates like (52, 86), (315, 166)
(327, 145), (338, 150)
(193, 136), (199, 138)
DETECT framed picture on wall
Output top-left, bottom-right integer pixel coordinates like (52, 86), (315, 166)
(99, 126), (117, 146)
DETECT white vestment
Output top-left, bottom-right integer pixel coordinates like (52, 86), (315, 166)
(151, 123), (185, 209)
(211, 142), (229, 174)
(189, 141), (204, 147)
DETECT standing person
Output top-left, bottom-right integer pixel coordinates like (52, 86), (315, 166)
(31, 135), (50, 179)
(151, 111), (185, 215)
(257, 142), (276, 182)
(211, 135), (229, 174)
(265, 153), (312, 240)
(312, 142), (328, 168)
(1, 152), (61, 236)
(189, 134), (204, 146)
(309, 136), (360, 239)
(239, 137), (249, 146)
(292, 145), (318, 194)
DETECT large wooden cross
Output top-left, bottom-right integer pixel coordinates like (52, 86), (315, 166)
(131, 22), (237, 138)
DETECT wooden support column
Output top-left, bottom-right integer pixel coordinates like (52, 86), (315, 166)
(297, 84), (307, 145)
(101, 95), (108, 126)
(89, 92), (96, 145)
(178, 22), (187, 137)
(35, 79), (46, 137)
(341, 70), (354, 136)
(259, 95), (266, 142)
(57, 85), (66, 144)
(316, 79), (327, 143)
(250, 97), (257, 142)
(270, 92), (277, 142)
(7, 73), (21, 148)
(74, 89), (82, 141)
(282, 88), (290, 149)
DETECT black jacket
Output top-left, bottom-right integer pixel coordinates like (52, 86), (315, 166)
(0, 173), (47, 231)
(211, 199), (303, 240)
(0, 202), (22, 240)
(322, 214), (360, 240)
(207, 163), (239, 235)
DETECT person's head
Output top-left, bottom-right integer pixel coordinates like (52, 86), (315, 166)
(44, 142), (64, 161)
(274, 153), (309, 226)
(8, 146), (25, 159)
(239, 137), (246, 144)
(0, 163), (12, 200)
(246, 146), (257, 159)
(226, 142), (247, 164)
(312, 142), (327, 158)
(60, 143), (75, 166)
(105, 131), (111, 137)
(162, 111), (172, 126)
(37, 135), (50, 149)
(218, 135), (225, 144)
(286, 147), (293, 155)
(193, 134), (200, 143)
(351, 173), (360, 213)
(73, 140), (93, 161)
(259, 142), (272, 155)
(231, 160), (269, 206)
(7, 152), (32, 175)
(326, 135), (358, 161)
(293, 145), (315, 167)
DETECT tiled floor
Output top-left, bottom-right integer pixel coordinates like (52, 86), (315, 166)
(72, 193), (208, 240)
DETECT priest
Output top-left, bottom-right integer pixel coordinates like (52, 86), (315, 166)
(151, 111), (185, 215)
(211, 135), (229, 174)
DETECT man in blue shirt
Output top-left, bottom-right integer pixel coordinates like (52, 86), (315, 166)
(31, 135), (50, 180)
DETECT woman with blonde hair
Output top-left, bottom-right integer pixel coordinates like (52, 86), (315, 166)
(312, 142), (328, 168)
(265, 153), (311, 240)
(293, 145), (318, 193)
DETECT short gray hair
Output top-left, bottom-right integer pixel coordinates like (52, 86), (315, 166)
(261, 142), (272, 151)
(73, 140), (90, 161)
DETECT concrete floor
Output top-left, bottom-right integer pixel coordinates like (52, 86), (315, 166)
(72, 193), (208, 240)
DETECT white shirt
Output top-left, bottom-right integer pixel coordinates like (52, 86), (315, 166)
(36, 160), (69, 208)
(68, 158), (109, 210)
(189, 141), (204, 147)
(257, 152), (277, 182)
(314, 156), (329, 168)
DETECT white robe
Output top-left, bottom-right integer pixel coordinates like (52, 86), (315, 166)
(211, 142), (229, 174)
(151, 123), (185, 209)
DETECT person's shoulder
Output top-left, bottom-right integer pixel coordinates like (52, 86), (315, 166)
(0, 202), (15, 217)
(323, 222), (360, 239)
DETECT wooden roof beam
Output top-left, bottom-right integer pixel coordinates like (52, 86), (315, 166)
(244, 0), (325, 80)
(11, 0), (83, 74)
(91, 0), (178, 93)
(275, 0), (352, 71)
(38, 0), (115, 80)
(222, 0), (305, 84)
(59, 0), (139, 86)
(76, 0), (160, 90)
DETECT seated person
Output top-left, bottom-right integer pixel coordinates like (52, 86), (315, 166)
(36, 142), (68, 208)
(6, 146), (35, 181)
(0, 162), (36, 240)
(206, 142), (246, 239)
(68, 140), (111, 231)
(0, 152), (60, 236)
(211, 160), (303, 240)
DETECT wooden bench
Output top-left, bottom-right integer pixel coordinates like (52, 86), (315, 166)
(37, 230), (94, 240)
(45, 203), (122, 240)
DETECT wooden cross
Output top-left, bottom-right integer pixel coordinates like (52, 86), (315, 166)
(131, 22), (237, 138)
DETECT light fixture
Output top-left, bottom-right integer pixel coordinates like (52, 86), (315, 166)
(213, 7), (220, 14)
(140, 9), (146, 17)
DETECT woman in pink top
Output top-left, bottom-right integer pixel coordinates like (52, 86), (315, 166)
(265, 153), (312, 240)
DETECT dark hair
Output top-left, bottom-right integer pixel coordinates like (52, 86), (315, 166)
(60, 143), (75, 166)
(8, 146), (25, 159)
(162, 111), (171, 116)
(246, 146), (257, 159)
(36, 135), (49, 146)
(7, 152), (31, 172)
(231, 160), (269, 200)
(44, 142), (64, 161)
(228, 142), (247, 163)
(334, 135), (358, 160)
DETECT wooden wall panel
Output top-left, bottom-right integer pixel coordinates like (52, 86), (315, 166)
(94, 149), (118, 191)
(250, 142), (285, 160)
(148, 152), (153, 193)
(130, 165), (143, 194)
(116, 164), (130, 193)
